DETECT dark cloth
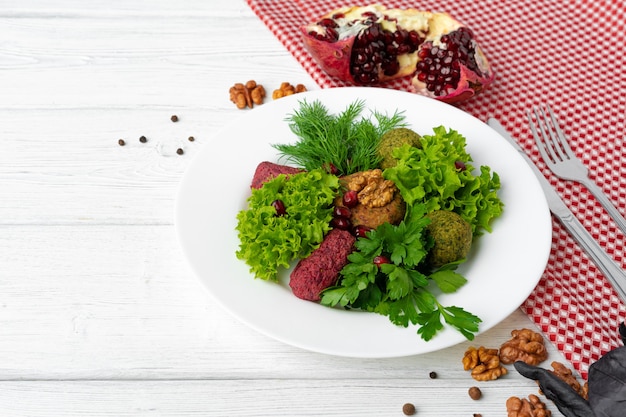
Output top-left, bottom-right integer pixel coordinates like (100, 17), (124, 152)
(514, 322), (626, 417)
(588, 347), (626, 417)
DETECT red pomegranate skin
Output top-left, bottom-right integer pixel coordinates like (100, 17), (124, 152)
(301, 32), (355, 83)
(301, 4), (494, 104)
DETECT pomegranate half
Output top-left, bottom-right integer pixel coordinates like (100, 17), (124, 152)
(301, 4), (494, 104)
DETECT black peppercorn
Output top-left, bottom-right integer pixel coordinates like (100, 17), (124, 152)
(171, 115), (178, 122)
(139, 136), (147, 143)
(429, 371), (438, 379)
(176, 148), (184, 155)
(188, 136), (195, 142)
(118, 139), (125, 146)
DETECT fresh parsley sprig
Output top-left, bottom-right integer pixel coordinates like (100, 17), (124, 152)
(320, 205), (482, 341)
(273, 99), (406, 175)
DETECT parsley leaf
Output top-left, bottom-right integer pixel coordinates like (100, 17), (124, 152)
(440, 305), (481, 341)
(320, 205), (482, 341)
(430, 269), (468, 293)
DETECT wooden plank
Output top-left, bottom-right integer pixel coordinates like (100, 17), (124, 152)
(0, 378), (560, 417)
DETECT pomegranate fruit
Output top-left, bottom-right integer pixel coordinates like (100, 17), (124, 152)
(301, 4), (494, 103)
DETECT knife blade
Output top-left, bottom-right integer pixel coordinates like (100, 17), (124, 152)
(487, 118), (626, 304)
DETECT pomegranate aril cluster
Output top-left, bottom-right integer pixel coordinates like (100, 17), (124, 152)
(415, 27), (480, 96)
(331, 192), (356, 230)
(352, 23), (423, 84)
(309, 12), (425, 85)
(331, 191), (373, 238)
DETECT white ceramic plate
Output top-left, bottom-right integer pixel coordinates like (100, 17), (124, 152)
(175, 87), (552, 357)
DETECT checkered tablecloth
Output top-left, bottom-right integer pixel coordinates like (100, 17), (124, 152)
(246, 0), (626, 379)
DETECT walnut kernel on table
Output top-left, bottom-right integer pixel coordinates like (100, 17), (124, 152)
(463, 346), (508, 381)
(272, 82), (307, 99)
(506, 394), (551, 417)
(499, 328), (548, 366)
(229, 80), (266, 109)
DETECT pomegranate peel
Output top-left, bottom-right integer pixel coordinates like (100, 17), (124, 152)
(301, 4), (494, 104)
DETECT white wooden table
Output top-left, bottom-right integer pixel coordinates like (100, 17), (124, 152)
(1, 1), (571, 415)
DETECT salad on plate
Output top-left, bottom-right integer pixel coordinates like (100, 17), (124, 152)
(235, 98), (503, 341)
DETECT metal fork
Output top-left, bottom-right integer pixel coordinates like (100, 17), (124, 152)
(527, 105), (626, 237)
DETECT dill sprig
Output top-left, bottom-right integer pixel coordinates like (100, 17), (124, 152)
(273, 99), (406, 175)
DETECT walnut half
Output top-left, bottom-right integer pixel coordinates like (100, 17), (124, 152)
(272, 82), (307, 99)
(229, 80), (266, 109)
(463, 346), (508, 381)
(499, 328), (548, 366)
(547, 361), (588, 400)
(506, 394), (551, 417)
(342, 169), (397, 208)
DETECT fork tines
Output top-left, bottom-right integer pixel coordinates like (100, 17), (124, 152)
(526, 104), (574, 165)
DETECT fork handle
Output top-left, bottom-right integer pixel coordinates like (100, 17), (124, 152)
(581, 178), (626, 237)
(559, 209), (626, 304)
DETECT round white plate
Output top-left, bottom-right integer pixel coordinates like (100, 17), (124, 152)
(175, 87), (552, 357)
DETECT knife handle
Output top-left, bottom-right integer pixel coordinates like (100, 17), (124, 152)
(582, 177), (626, 237)
(559, 210), (626, 303)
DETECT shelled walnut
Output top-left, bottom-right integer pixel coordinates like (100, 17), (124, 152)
(272, 82), (307, 99)
(229, 80), (266, 109)
(546, 361), (588, 400)
(500, 328), (548, 366)
(343, 169), (396, 208)
(506, 394), (551, 417)
(463, 346), (508, 381)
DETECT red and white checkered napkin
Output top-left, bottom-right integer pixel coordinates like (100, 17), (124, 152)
(246, 0), (626, 378)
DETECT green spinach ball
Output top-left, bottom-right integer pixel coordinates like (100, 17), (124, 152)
(425, 210), (473, 267)
(377, 127), (421, 169)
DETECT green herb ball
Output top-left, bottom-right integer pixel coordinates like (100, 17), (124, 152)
(377, 127), (421, 169)
(425, 210), (473, 267)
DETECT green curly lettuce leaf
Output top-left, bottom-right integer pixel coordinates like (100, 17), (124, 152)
(383, 126), (503, 235)
(235, 169), (339, 281)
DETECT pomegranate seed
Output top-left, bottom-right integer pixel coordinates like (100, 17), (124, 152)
(353, 225), (372, 238)
(272, 199), (286, 216)
(331, 217), (352, 230)
(393, 30), (406, 44)
(333, 206), (351, 219)
(397, 44), (410, 55)
(455, 160), (467, 171)
(318, 18), (338, 28)
(323, 162), (339, 175)
(325, 27), (339, 41)
(342, 190), (359, 208)
(373, 255), (391, 267)
(354, 53), (368, 65)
